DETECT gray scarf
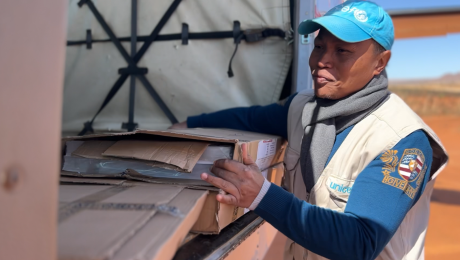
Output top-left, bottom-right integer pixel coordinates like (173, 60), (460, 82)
(300, 72), (390, 193)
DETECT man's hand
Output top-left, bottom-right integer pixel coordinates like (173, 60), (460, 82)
(201, 143), (265, 208)
(169, 120), (188, 129)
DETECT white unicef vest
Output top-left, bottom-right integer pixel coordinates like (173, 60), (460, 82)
(283, 92), (448, 260)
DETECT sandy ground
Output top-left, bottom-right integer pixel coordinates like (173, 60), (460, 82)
(423, 115), (460, 259)
(263, 115), (460, 260)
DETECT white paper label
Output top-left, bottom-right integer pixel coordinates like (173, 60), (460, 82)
(255, 139), (277, 170)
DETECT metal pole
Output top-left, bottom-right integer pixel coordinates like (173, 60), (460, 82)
(292, 0), (315, 93)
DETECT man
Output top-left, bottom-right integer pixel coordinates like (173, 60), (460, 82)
(171, 1), (448, 259)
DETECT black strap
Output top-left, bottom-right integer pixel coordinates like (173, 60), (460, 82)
(133, 0), (182, 64)
(67, 28), (286, 46)
(261, 28), (286, 39)
(77, 0), (182, 135)
(123, 0), (138, 132)
(227, 33), (244, 78)
(232, 21), (241, 44)
(78, 73), (129, 136)
(86, 29), (92, 49)
(82, 0), (132, 63)
(226, 28), (286, 78)
(181, 23), (189, 45)
(118, 67), (148, 75)
(78, 0), (89, 8)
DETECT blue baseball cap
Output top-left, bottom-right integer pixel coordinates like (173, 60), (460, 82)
(298, 1), (394, 50)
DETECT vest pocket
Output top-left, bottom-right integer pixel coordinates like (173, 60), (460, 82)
(326, 175), (354, 210)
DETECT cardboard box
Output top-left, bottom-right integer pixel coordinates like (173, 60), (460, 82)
(265, 162), (284, 187)
(61, 128), (287, 234)
(59, 162), (285, 235)
(190, 190), (242, 234)
(58, 183), (208, 260)
(63, 128), (286, 174)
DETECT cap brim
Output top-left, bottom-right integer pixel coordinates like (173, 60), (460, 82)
(298, 15), (371, 43)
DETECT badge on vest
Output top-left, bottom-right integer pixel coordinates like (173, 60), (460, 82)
(380, 149), (427, 199)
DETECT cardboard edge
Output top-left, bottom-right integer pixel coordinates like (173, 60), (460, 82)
(62, 131), (136, 141)
(190, 191), (220, 234)
(57, 184), (185, 260)
(124, 170), (219, 190)
(217, 203), (242, 233)
(135, 129), (239, 143)
(59, 176), (126, 186)
(60, 170), (124, 179)
(100, 140), (211, 173)
(272, 139), (287, 167)
(267, 162), (284, 186)
(153, 189), (208, 260)
(60, 170), (221, 191)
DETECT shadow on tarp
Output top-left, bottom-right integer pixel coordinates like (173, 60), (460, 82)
(431, 188), (460, 206)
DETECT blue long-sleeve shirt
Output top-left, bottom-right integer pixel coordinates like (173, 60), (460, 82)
(187, 94), (433, 260)
(188, 95), (296, 139)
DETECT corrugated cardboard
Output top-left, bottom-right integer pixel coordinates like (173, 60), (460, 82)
(64, 128), (286, 171)
(190, 190), (243, 234)
(58, 183), (207, 260)
(60, 176), (126, 186)
(136, 129), (286, 171)
(72, 140), (116, 159)
(60, 163), (285, 235)
(61, 128), (287, 234)
(71, 140), (210, 172)
(102, 140), (209, 172)
(123, 168), (215, 187)
(266, 163), (284, 187)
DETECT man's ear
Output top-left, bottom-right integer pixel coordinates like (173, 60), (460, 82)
(374, 50), (391, 76)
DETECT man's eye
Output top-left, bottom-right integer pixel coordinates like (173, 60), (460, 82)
(337, 48), (349, 53)
(314, 45), (322, 49)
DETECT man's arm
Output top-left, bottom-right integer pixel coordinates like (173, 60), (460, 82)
(185, 94), (297, 139)
(253, 130), (432, 260)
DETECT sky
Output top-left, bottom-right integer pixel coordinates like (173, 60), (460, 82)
(317, 0), (460, 80)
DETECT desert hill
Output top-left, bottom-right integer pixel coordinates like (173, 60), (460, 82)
(389, 72), (460, 116)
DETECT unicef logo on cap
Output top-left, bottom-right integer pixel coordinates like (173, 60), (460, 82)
(354, 10), (368, 22)
(341, 6), (369, 22)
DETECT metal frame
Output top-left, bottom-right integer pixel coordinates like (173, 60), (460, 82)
(74, 0), (288, 134)
(291, 0), (315, 93)
(125, 0), (139, 131)
(77, 0), (181, 135)
(173, 212), (265, 260)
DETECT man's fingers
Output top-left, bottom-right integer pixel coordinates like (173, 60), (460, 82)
(241, 143), (257, 166)
(216, 193), (238, 205)
(214, 158), (247, 174)
(211, 166), (239, 182)
(201, 173), (239, 196)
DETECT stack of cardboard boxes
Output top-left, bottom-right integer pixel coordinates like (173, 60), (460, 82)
(59, 128), (286, 260)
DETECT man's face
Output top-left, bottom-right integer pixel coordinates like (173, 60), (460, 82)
(309, 29), (389, 100)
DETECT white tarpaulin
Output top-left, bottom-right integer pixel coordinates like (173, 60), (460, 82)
(63, 0), (292, 132)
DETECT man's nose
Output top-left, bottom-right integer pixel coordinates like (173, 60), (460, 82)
(317, 50), (333, 68)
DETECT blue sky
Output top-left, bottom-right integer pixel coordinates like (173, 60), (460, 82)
(317, 0), (460, 80)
